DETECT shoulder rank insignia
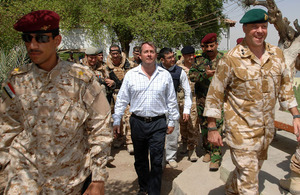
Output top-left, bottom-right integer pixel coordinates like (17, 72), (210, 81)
(3, 83), (16, 99)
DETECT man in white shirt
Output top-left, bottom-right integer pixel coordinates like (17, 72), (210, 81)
(113, 42), (179, 195)
(158, 47), (192, 168)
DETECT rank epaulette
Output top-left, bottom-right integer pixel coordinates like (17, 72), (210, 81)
(69, 64), (93, 83)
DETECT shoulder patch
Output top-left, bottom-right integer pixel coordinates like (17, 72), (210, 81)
(69, 64), (94, 83)
(3, 83), (16, 99)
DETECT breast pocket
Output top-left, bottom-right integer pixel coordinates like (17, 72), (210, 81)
(267, 69), (281, 96)
(231, 67), (261, 101)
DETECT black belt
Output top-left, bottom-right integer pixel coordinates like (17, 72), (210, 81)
(132, 113), (166, 123)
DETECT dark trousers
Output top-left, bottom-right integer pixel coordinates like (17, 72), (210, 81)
(130, 115), (167, 195)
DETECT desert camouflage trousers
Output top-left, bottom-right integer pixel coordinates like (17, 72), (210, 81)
(179, 96), (200, 150)
(225, 147), (268, 195)
(197, 97), (223, 163)
(112, 93), (132, 145)
(290, 143), (300, 175)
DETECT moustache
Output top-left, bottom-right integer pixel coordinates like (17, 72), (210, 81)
(207, 50), (213, 53)
(29, 49), (42, 54)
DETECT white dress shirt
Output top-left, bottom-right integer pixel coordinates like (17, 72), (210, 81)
(113, 64), (180, 127)
(161, 64), (192, 114)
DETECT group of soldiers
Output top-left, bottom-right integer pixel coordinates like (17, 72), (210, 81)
(74, 31), (225, 173)
(1, 8), (300, 195)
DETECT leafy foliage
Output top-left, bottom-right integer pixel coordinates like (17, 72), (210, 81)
(0, 43), (29, 89)
(0, 0), (227, 54)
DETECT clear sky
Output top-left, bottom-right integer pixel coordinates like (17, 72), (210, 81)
(219, 0), (300, 50)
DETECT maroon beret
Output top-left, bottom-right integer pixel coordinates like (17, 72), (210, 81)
(14, 10), (60, 33)
(201, 33), (217, 44)
(236, 38), (244, 45)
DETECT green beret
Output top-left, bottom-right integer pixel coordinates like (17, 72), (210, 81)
(85, 47), (98, 55)
(240, 9), (268, 24)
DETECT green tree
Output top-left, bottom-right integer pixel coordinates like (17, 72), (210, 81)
(0, 0), (227, 55)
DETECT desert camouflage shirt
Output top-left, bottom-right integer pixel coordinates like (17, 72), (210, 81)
(0, 60), (112, 193)
(203, 42), (297, 151)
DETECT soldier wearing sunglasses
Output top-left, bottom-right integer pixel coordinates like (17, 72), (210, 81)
(0, 10), (112, 195)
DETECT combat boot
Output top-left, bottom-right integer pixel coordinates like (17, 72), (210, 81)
(279, 171), (300, 194)
(209, 161), (220, 171)
(188, 149), (198, 162)
(202, 153), (211, 163)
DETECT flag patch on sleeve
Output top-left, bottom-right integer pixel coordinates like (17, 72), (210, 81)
(3, 83), (16, 99)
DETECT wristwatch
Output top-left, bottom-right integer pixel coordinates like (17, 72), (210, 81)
(293, 115), (300, 119)
(207, 127), (218, 131)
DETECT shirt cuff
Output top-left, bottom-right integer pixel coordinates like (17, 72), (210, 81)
(183, 108), (191, 115)
(112, 114), (121, 126)
(168, 120), (175, 127)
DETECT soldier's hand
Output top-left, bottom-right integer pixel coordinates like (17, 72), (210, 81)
(83, 181), (104, 195)
(113, 125), (121, 139)
(293, 118), (300, 142)
(208, 130), (223, 146)
(166, 126), (174, 134)
(183, 114), (190, 122)
(105, 78), (115, 87)
(205, 67), (216, 78)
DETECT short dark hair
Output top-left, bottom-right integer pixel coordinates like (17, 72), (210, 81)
(140, 42), (157, 53)
(109, 44), (121, 53)
(133, 46), (141, 53)
(159, 48), (173, 59)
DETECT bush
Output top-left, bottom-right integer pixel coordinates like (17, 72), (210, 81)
(0, 43), (29, 91)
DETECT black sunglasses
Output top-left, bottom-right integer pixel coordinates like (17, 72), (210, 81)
(22, 34), (53, 43)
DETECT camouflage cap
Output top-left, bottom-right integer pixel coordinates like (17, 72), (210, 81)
(85, 47), (98, 55)
(14, 10), (60, 33)
(240, 9), (268, 24)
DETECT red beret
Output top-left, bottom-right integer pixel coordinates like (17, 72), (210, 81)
(236, 38), (244, 45)
(201, 33), (217, 44)
(14, 10), (60, 33)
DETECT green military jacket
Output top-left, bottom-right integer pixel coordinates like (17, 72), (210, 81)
(189, 52), (223, 99)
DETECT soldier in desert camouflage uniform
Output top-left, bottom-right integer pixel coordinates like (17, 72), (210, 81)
(279, 53), (300, 194)
(0, 10), (112, 195)
(176, 46), (200, 162)
(189, 33), (224, 171)
(107, 45), (135, 154)
(203, 9), (300, 195)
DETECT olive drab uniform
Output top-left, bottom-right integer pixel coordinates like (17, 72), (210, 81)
(189, 51), (224, 164)
(203, 41), (297, 194)
(106, 52), (135, 146)
(176, 60), (200, 150)
(0, 60), (112, 194)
